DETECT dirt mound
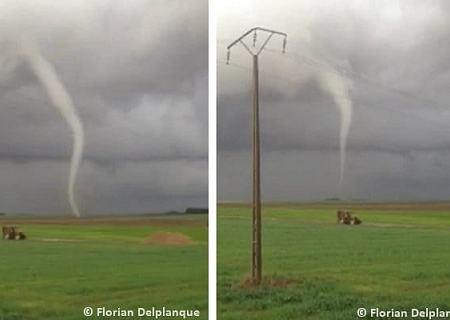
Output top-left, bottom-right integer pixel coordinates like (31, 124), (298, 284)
(141, 232), (195, 246)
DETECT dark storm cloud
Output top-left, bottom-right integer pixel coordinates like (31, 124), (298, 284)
(0, 0), (207, 214)
(218, 0), (450, 201)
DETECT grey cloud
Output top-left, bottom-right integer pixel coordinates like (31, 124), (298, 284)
(0, 158), (207, 214)
(0, 0), (207, 214)
(218, 0), (450, 201)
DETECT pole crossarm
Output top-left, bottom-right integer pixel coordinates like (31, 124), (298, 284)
(227, 27), (287, 52)
(225, 27), (287, 286)
(226, 27), (287, 64)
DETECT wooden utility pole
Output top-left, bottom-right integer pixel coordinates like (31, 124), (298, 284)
(227, 27), (287, 285)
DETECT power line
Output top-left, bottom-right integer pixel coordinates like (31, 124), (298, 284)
(218, 60), (450, 135)
(264, 47), (450, 109)
(219, 40), (450, 109)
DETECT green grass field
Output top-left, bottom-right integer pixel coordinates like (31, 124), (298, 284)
(0, 215), (208, 320)
(218, 202), (450, 320)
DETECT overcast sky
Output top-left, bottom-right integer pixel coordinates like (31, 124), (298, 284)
(218, 0), (450, 202)
(0, 0), (207, 214)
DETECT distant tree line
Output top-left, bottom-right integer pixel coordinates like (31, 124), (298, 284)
(185, 208), (208, 214)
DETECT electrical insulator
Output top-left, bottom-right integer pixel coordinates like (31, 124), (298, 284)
(253, 30), (257, 47)
(282, 37), (287, 53)
(226, 50), (230, 64)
